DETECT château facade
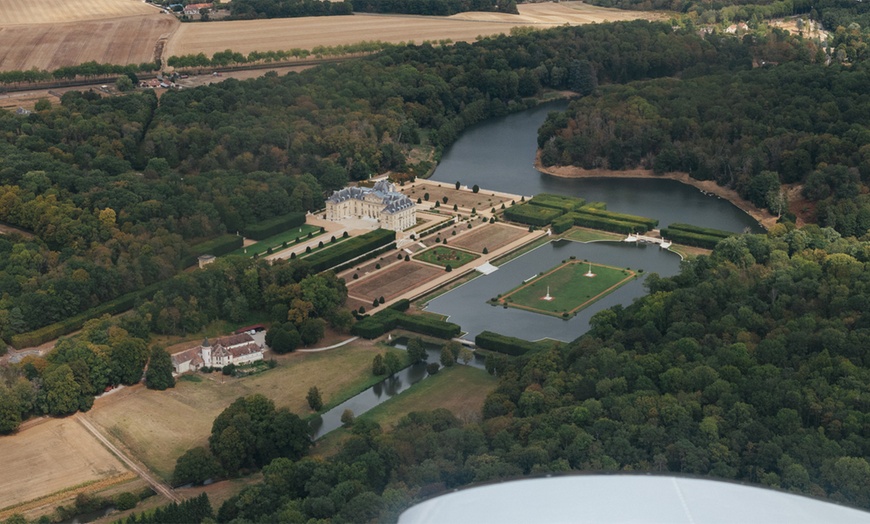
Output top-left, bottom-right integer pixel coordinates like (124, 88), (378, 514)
(325, 180), (415, 231)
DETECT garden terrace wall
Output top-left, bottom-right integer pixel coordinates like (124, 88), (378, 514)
(305, 229), (396, 273)
(243, 212), (306, 240)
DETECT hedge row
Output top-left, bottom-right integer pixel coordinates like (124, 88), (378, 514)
(583, 201), (608, 210)
(551, 215), (575, 234)
(352, 309), (460, 339)
(304, 229), (396, 272)
(183, 234), (244, 267)
(574, 207), (658, 230)
(660, 229), (725, 250)
(568, 213), (640, 235)
(10, 281), (163, 349)
(664, 223), (735, 239)
(388, 299), (411, 312)
(474, 330), (544, 356)
(504, 203), (563, 227)
(243, 212), (306, 240)
(529, 193), (586, 212)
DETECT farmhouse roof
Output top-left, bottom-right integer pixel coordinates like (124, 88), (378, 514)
(213, 332), (255, 349)
(214, 342), (263, 360)
(171, 347), (203, 368)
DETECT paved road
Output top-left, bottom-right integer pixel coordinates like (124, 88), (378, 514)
(76, 415), (181, 503)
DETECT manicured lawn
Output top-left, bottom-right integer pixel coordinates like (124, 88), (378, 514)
(497, 260), (635, 317)
(565, 227), (624, 243)
(229, 224), (323, 257)
(413, 245), (479, 268)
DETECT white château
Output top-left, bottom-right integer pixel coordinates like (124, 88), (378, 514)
(325, 180), (415, 231)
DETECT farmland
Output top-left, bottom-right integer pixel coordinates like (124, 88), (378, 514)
(163, 3), (655, 60)
(0, 417), (129, 515)
(0, 0), (655, 73)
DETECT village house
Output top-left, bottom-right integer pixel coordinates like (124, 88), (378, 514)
(325, 180), (415, 231)
(171, 333), (265, 375)
(183, 2), (213, 15)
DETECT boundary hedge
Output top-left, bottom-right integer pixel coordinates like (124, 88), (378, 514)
(351, 309), (460, 339)
(551, 215), (575, 234)
(568, 213), (641, 234)
(574, 207), (658, 230)
(243, 212), (306, 240)
(183, 234), (244, 267)
(10, 281), (163, 349)
(305, 229), (396, 272)
(664, 223), (735, 239)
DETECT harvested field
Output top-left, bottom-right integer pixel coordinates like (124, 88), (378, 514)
(347, 261), (443, 302)
(0, 15), (177, 72)
(450, 223), (527, 253)
(0, 0), (160, 25)
(0, 417), (128, 512)
(85, 343), (400, 480)
(404, 183), (512, 210)
(165, 2), (656, 58)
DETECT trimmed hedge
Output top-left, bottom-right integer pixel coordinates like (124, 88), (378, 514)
(569, 213), (641, 234)
(243, 212), (306, 240)
(388, 299), (411, 312)
(418, 217), (455, 238)
(351, 309), (460, 339)
(305, 229), (396, 273)
(474, 330), (543, 356)
(575, 207), (658, 230)
(183, 234), (244, 267)
(529, 193), (586, 212)
(10, 281), (163, 349)
(582, 201), (608, 210)
(663, 223), (734, 239)
(551, 215), (575, 234)
(504, 203), (563, 227)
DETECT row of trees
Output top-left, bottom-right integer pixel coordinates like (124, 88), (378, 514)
(0, 61), (157, 86)
(166, 41), (396, 69)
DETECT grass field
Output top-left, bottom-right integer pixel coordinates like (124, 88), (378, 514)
(498, 260), (635, 317)
(229, 224), (323, 257)
(565, 227), (625, 243)
(414, 246), (479, 268)
(314, 365), (496, 457)
(86, 343), (404, 480)
(0, 418), (128, 513)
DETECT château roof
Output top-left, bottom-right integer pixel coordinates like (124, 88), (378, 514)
(326, 180), (414, 215)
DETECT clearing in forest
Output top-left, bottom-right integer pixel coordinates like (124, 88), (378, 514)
(496, 259), (635, 317)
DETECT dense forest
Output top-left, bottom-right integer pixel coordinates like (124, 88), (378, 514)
(0, 21), (758, 342)
(192, 225), (870, 521)
(538, 56), (870, 235)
